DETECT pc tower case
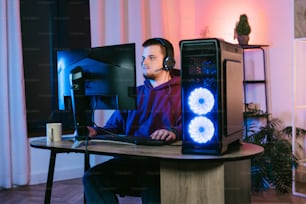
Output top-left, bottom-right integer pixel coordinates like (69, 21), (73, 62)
(180, 38), (244, 155)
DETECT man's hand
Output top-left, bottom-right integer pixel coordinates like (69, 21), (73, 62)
(150, 129), (176, 141)
(87, 126), (98, 137)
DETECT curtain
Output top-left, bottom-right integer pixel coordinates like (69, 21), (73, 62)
(0, 0), (30, 188)
(89, 0), (188, 77)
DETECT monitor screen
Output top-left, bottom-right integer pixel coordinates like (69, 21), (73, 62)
(57, 43), (137, 111)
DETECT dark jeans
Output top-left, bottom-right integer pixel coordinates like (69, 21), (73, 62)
(83, 157), (161, 204)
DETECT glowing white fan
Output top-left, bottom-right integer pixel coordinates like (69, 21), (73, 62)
(188, 116), (215, 143)
(188, 87), (214, 115)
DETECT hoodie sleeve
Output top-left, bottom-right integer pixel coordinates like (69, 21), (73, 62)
(94, 110), (126, 134)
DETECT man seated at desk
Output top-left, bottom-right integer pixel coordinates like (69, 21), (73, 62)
(83, 37), (182, 204)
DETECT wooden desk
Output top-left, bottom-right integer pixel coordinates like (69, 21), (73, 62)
(30, 137), (263, 204)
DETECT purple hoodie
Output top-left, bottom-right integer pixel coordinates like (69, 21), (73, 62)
(96, 75), (181, 140)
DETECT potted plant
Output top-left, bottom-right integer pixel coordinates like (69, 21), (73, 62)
(234, 14), (251, 45)
(244, 116), (301, 193)
(282, 126), (306, 160)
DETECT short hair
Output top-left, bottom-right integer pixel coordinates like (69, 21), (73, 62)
(142, 38), (174, 58)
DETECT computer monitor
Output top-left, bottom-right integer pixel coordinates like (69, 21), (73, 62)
(57, 43), (137, 139)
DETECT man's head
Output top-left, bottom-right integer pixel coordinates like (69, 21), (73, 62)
(141, 38), (175, 81)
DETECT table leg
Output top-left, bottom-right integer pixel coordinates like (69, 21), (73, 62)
(83, 152), (90, 204)
(160, 160), (251, 204)
(84, 151), (90, 171)
(160, 160), (225, 204)
(225, 160), (251, 203)
(44, 150), (57, 204)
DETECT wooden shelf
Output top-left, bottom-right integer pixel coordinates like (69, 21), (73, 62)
(243, 80), (266, 84)
(243, 112), (269, 118)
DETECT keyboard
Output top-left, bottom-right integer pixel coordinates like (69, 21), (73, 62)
(93, 134), (173, 146)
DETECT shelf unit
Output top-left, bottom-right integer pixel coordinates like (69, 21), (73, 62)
(241, 45), (269, 134)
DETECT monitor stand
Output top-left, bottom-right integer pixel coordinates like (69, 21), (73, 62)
(69, 67), (91, 147)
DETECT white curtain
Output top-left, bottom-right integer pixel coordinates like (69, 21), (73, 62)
(89, 0), (186, 77)
(0, 0), (30, 188)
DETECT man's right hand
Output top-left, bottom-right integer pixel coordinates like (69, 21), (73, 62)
(87, 126), (98, 137)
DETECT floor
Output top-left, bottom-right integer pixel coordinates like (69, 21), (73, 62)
(1, 178), (306, 203)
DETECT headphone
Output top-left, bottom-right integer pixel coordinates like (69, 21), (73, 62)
(154, 38), (176, 71)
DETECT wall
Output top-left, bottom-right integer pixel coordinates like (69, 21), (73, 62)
(189, 0), (293, 124)
(200, 0), (294, 124)
(195, 0), (294, 124)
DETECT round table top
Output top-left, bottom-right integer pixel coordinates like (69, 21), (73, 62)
(30, 136), (264, 162)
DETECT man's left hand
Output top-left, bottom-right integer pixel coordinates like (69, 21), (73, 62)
(150, 129), (176, 141)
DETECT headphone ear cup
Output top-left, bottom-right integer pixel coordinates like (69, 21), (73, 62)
(163, 56), (175, 71)
(153, 38), (175, 71)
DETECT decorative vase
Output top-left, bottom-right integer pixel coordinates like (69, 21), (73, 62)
(237, 35), (249, 45)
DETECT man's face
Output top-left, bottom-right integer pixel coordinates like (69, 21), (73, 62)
(142, 45), (165, 79)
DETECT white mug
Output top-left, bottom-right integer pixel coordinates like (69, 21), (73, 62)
(46, 123), (62, 143)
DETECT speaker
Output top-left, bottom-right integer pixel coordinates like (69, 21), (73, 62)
(180, 38), (244, 155)
(155, 38), (176, 71)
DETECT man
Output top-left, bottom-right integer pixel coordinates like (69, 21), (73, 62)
(83, 38), (181, 204)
